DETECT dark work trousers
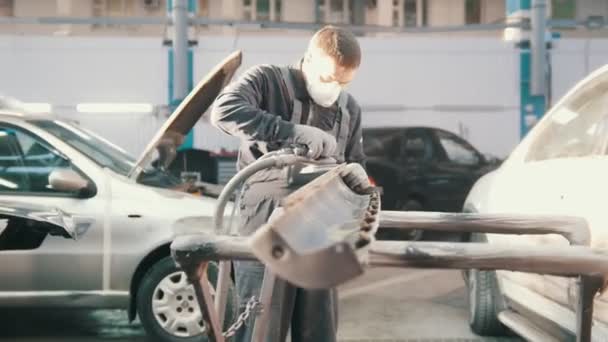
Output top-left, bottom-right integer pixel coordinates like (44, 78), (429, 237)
(233, 181), (339, 342)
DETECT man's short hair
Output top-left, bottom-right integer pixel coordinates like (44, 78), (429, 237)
(310, 25), (361, 69)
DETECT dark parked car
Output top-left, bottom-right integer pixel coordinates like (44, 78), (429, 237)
(363, 127), (499, 238)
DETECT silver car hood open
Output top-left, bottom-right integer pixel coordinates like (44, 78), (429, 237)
(128, 50), (243, 180)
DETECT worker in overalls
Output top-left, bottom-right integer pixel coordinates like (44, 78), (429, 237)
(210, 25), (365, 342)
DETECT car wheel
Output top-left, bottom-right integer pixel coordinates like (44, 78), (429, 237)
(136, 257), (238, 342)
(466, 234), (507, 336)
(467, 269), (507, 336)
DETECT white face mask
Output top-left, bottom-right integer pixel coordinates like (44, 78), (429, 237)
(306, 76), (341, 108)
(302, 53), (342, 108)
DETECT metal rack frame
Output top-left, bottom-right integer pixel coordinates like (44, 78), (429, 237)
(172, 210), (608, 342)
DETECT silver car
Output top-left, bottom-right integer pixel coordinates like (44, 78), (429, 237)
(0, 51), (242, 341)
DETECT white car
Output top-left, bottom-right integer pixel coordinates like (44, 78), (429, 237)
(464, 64), (608, 340)
(0, 51), (242, 341)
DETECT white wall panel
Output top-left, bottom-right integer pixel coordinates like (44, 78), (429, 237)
(11, 35), (608, 159)
(551, 39), (608, 104)
(0, 35), (167, 156)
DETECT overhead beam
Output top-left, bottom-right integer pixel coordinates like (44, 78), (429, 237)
(0, 16), (524, 32)
(0, 16), (604, 33)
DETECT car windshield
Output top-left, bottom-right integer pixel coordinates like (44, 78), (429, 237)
(525, 70), (608, 162)
(29, 119), (137, 176)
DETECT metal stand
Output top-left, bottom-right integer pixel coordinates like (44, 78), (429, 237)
(172, 210), (608, 342)
(251, 269), (277, 341)
(577, 275), (604, 342)
(214, 260), (231, 327)
(186, 262), (225, 342)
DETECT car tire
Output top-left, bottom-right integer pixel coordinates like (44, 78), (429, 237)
(466, 234), (507, 336)
(467, 269), (508, 336)
(136, 257), (238, 342)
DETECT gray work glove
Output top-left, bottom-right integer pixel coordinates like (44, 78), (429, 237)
(291, 124), (337, 160)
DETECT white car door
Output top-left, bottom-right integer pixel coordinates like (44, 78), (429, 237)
(489, 74), (608, 323)
(0, 122), (106, 292)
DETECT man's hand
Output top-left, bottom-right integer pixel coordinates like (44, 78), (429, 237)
(292, 124), (337, 159)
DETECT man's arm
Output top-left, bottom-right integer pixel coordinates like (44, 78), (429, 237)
(345, 103), (366, 168)
(210, 65), (295, 142)
(211, 65), (337, 159)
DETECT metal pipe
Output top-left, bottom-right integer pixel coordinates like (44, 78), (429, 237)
(213, 155), (306, 234)
(213, 158), (277, 234)
(214, 261), (231, 327)
(251, 269), (276, 342)
(171, 234), (255, 265)
(576, 276), (604, 342)
(173, 233), (608, 279)
(172, 0), (189, 100)
(213, 151), (331, 234)
(530, 0), (548, 96)
(186, 262), (225, 342)
(369, 241), (608, 277)
(379, 211), (590, 246)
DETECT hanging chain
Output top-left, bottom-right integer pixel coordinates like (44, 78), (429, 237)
(222, 296), (261, 338)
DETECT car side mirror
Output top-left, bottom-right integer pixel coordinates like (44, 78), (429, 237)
(49, 168), (95, 197)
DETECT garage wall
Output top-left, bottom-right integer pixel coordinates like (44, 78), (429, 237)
(2, 34), (605, 159)
(551, 38), (608, 104)
(0, 35), (167, 156)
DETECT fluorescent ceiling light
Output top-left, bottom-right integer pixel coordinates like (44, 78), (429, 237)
(22, 103), (52, 113)
(76, 103), (154, 113)
(503, 28), (522, 42)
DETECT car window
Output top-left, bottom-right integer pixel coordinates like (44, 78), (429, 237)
(435, 130), (480, 165)
(362, 130), (402, 159)
(525, 75), (608, 162)
(0, 125), (80, 194)
(30, 119), (136, 176)
(401, 131), (434, 162)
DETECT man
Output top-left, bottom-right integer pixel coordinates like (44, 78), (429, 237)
(210, 25), (365, 342)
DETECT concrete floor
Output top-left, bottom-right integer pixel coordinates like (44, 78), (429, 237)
(0, 269), (520, 342)
(337, 268), (519, 342)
